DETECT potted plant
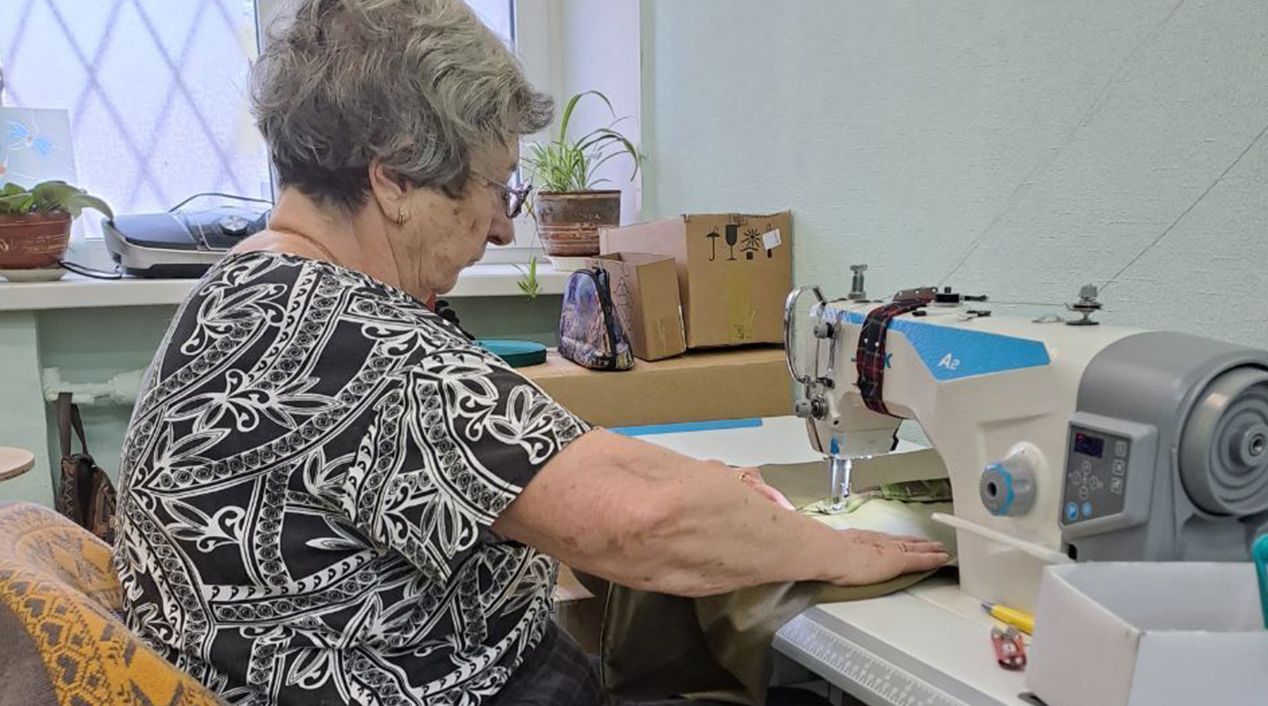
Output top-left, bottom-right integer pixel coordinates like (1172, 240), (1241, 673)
(0, 180), (113, 281)
(523, 90), (640, 260)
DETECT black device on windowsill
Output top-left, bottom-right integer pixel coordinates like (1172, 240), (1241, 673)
(102, 204), (270, 278)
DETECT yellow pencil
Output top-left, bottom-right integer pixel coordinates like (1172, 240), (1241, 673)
(982, 602), (1035, 635)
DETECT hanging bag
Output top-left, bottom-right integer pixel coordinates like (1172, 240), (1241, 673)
(55, 392), (116, 543)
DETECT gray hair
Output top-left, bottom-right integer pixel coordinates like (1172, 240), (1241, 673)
(252, 0), (553, 211)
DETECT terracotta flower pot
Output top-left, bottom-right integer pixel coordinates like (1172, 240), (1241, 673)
(533, 191), (621, 257)
(0, 212), (71, 272)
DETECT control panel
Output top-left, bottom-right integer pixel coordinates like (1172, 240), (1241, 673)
(1061, 427), (1132, 524)
(1059, 413), (1157, 540)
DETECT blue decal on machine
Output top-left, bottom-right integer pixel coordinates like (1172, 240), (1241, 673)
(838, 311), (1050, 381)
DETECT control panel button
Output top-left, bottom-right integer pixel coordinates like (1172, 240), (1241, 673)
(1110, 477), (1124, 495)
(1115, 440), (1128, 458)
(1112, 460), (1126, 476)
(1065, 502), (1079, 521)
(1089, 476), (1104, 491)
(1080, 459), (1093, 473)
(1078, 486), (1090, 501)
(1081, 501), (1094, 518)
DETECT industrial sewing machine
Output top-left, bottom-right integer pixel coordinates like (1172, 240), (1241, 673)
(784, 271), (1268, 612)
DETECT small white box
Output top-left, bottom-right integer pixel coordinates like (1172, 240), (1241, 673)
(1027, 562), (1268, 706)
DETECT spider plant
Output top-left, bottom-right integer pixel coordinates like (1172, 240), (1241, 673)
(522, 90), (641, 192)
(514, 255), (541, 299)
(0, 180), (113, 219)
(515, 91), (641, 295)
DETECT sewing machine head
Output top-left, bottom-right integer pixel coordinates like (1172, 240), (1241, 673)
(785, 277), (1268, 611)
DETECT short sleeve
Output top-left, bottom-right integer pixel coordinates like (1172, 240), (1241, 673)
(341, 346), (590, 581)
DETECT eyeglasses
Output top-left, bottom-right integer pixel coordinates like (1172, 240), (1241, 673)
(472, 170), (532, 219)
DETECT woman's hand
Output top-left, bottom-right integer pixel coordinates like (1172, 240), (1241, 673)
(735, 467), (796, 510)
(727, 466), (948, 583)
(701, 460), (796, 510)
(827, 529), (950, 586)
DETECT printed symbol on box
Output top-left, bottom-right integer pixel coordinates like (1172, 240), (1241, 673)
(612, 273), (635, 331)
(1081, 501), (1094, 518)
(613, 271), (634, 302)
(1110, 477), (1124, 495)
(724, 224), (739, 261)
(937, 354), (960, 371)
(706, 230), (721, 261)
(1112, 460), (1125, 476)
(1078, 486), (1090, 501)
(1080, 459), (1093, 473)
(1115, 440), (1128, 457)
(1065, 502), (1079, 521)
(740, 227), (763, 260)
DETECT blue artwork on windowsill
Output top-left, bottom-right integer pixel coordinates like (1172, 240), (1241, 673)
(0, 107), (77, 187)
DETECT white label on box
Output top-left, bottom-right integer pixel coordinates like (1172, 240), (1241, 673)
(762, 229), (782, 250)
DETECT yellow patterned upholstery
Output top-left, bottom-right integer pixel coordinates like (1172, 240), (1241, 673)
(0, 502), (222, 706)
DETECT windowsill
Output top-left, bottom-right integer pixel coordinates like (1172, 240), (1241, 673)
(0, 262), (570, 312)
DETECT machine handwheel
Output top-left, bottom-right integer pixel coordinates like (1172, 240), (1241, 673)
(1180, 366), (1268, 516)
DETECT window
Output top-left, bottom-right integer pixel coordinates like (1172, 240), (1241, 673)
(1, 0), (547, 262)
(464, 0), (513, 47)
(0, 0), (271, 240)
(459, 0), (551, 261)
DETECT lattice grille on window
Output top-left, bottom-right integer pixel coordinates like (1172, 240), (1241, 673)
(0, 0), (270, 234)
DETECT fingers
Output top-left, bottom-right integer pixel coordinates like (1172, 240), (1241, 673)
(894, 534), (939, 544)
(881, 535), (950, 574)
(739, 473), (796, 510)
(900, 548), (952, 572)
(733, 468), (794, 509)
(753, 483), (796, 510)
(843, 529), (945, 552)
(891, 538), (945, 552)
(829, 527), (952, 586)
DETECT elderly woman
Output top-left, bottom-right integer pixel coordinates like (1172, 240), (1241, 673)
(113, 1), (947, 704)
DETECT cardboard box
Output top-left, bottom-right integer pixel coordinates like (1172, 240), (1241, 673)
(522, 348), (792, 428)
(585, 252), (686, 361)
(600, 212), (792, 349)
(1027, 562), (1268, 706)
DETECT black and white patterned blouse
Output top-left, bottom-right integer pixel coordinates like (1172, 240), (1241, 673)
(114, 252), (592, 706)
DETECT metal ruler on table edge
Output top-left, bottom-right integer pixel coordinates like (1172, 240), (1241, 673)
(774, 608), (1000, 706)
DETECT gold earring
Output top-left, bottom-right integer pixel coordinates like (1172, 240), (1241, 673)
(396, 208), (409, 226)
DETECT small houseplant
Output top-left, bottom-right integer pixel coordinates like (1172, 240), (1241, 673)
(522, 91), (640, 260)
(0, 180), (113, 280)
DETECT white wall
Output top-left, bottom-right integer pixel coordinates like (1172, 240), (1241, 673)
(556, 0), (643, 222)
(640, 0), (1268, 347)
(535, 0), (644, 223)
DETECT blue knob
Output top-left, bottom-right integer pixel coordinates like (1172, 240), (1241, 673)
(981, 459), (1036, 517)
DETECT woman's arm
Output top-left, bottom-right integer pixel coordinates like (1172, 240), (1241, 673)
(492, 430), (948, 597)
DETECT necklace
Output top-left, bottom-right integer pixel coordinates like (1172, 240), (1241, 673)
(270, 227), (339, 265)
